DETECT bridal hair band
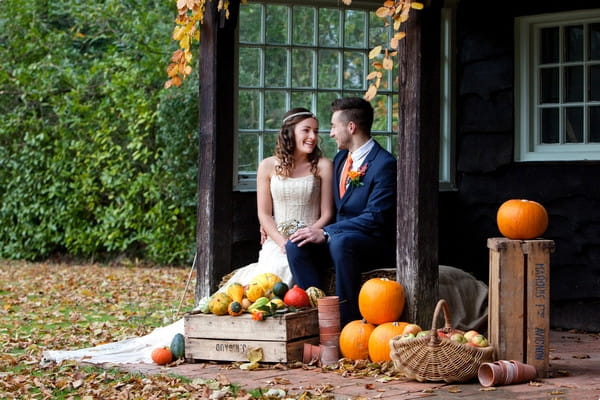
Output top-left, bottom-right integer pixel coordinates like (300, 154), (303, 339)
(282, 111), (315, 124)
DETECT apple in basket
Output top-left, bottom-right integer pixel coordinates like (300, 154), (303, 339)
(469, 334), (489, 347)
(398, 333), (416, 341)
(402, 323), (422, 335)
(416, 330), (430, 338)
(463, 330), (479, 342)
(449, 332), (468, 344)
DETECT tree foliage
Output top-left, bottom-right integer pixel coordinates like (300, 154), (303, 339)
(0, 0), (198, 264)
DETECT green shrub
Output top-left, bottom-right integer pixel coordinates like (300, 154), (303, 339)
(0, 0), (198, 264)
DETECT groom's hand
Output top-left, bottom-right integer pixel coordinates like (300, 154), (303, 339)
(289, 226), (326, 247)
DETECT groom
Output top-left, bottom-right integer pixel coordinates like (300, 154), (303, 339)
(287, 97), (397, 325)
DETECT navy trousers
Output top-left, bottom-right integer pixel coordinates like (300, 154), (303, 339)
(286, 231), (395, 326)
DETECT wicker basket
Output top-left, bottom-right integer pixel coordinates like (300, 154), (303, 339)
(390, 299), (496, 383)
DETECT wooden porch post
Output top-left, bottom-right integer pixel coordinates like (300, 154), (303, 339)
(396, 1), (442, 327)
(195, 1), (240, 301)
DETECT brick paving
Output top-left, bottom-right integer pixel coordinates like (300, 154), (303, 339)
(117, 330), (600, 400)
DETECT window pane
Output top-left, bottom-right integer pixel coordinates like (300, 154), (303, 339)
(238, 90), (260, 129)
(263, 133), (278, 158)
(265, 48), (287, 87)
(369, 11), (388, 49)
(318, 50), (341, 88)
(239, 4), (262, 43)
(590, 106), (600, 142)
(372, 94), (390, 132)
(565, 66), (583, 102)
(239, 47), (261, 87)
(319, 134), (338, 159)
(565, 25), (584, 62)
(264, 90), (287, 129)
(344, 10), (366, 48)
(266, 5), (288, 44)
(590, 23), (600, 61)
(540, 108), (559, 143)
(317, 92), (339, 124)
(238, 133), (259, 172)
(293, 6), (315, 45)
(291, 91), (313, 110)
(343, 51), (366, 89)
(565, 107), (583, 143)
(319, 8), (340, 47)
(292, 49), (314, 88)
(591, 66), (600, 101)
(540, 27), (559, 64)
(540, 67), (559, 104)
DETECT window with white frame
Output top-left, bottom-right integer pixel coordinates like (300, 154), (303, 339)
(516, 9), (600, 161)
(234, 0), (455, 190)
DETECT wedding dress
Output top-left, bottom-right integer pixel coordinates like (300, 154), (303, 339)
(42, 174), (321, 365)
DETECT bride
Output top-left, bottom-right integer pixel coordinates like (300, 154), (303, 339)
(42, 108), (334, 365)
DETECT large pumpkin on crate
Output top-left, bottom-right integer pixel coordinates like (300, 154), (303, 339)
(358, 278), (405, 325)
(339, 319), (376, 360)
(496, 199), (548, 240)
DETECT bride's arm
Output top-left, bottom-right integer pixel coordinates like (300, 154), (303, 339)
(256, 157), (288, 250)
(311, 157), (334, 229)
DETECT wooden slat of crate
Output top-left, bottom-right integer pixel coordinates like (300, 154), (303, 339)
(488, 237), (526, 361)
(184, 308), (319, 363)
(487, 237), (555, 378)
(523, 240), (553, 377)
(185, 336), (319, 363)
(185, 308), (318, 341)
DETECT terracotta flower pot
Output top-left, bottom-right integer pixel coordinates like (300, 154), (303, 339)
(303, 343), (320, 364)
(319, 332), (340, 346)
(317, 296), (339, 306)
(478, 360), (537, 387)
(320, 344), (339, 366)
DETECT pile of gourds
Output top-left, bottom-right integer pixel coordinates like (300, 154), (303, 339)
(198, 273), (326, 320)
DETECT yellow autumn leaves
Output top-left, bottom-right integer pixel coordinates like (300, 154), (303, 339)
(165, 0), (423, 101)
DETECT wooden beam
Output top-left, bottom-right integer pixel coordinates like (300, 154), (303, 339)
(196, 1), (240, 301)
(396, 1), (442, 328)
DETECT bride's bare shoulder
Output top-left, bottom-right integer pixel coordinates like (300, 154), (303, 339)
(258, 156), (278, 176)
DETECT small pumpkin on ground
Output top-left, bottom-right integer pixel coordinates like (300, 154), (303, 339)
(151, 347), (173, 365)
(368, 321), (408, 362)
(358, 278), (405, 325)
(496, 199), (549, 240)
(170, 333), (185, 360)
(339, 319), (376, 360)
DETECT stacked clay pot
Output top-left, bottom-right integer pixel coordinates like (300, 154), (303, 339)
(478, 360), (537, 387)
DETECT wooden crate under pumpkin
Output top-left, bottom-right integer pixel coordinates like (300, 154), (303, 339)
(487, 237), (555, 378)
(184, 308), (319, 363)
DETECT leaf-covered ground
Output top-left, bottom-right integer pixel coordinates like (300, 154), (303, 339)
(0, 260), (254, 399)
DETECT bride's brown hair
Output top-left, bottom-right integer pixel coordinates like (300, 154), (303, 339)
(274, 108), (322, 177)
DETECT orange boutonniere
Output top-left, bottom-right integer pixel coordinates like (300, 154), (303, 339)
(347, 163), (368, 188)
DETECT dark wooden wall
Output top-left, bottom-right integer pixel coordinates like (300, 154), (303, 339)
(438, 0), (600, 332)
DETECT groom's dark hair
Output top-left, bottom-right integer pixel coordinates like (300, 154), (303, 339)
(331, 97), (374, 135)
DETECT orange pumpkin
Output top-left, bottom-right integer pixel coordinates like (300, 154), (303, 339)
(358, 278), (405, 325)
(339, 319), (376, 360)
(497, 199), (548, 240)
(368, 321), (408, 362)
(151, 347), (173, 365)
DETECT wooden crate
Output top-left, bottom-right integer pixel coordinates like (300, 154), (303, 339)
(184, 308), (319, 363)
(487, 237), (555, 377)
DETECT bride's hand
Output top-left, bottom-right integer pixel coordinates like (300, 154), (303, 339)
(289, 226), (326, 247)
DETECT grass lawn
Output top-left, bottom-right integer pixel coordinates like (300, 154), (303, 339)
(0, 260), (253, 399)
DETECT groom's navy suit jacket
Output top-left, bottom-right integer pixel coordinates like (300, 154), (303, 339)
(326, 140), (397, 243)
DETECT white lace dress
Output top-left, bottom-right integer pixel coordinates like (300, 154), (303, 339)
(42, 174), (321, 365)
